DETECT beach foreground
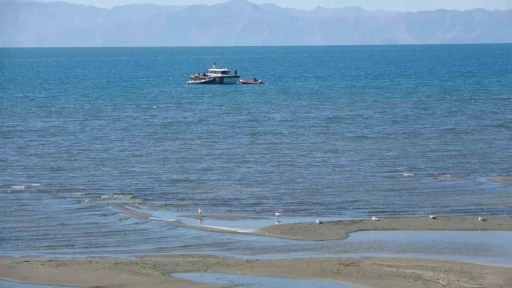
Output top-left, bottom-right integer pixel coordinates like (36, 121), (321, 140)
(1, 255), (511, 288)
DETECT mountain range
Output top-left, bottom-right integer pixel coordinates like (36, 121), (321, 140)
(1, 0), (511, 47)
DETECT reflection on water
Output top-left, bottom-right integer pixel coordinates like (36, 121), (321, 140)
(173, 273), (356, 288)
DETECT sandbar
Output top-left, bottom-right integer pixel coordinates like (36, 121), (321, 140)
(257, 216), (512, 240)
(115, 204), (152, 219)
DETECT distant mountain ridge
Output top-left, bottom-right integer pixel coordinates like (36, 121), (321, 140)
(1, 0), (511, 47)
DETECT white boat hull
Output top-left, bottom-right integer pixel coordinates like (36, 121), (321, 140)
(187, 78), (216, 84)
(210, 76), (240, 84)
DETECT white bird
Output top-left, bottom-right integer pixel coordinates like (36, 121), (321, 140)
(478, 217), (487, 222)
(316, 219), (323, 224)
(274, 210), (281, 218)
(372, 216), (379, 221)
(429, 215), (437, 219)
(198, 209), (204, 215)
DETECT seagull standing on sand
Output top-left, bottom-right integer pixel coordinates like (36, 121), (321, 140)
(429, 215), (437, 219)
(274, 210), (281, 223)
(478, 217), (487, 222)
(316, 219), (323, 224)
(198, 209), (204, 216)
(372, 216), (379, 221)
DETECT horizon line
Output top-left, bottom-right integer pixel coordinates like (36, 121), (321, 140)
(2, 43), (512, 49)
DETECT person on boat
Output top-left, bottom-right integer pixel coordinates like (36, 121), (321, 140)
(253, 78), (257, 82)
(235, 69), (238, 76)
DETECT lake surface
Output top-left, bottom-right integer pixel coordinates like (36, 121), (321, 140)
(1, 45), (511, 259)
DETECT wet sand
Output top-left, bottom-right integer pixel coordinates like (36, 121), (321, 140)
(257, 216), (512, 240)
(1, 255), (511, 288)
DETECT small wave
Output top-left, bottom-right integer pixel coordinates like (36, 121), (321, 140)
(170, 178), (194, 184)
(72, 192), (87, 196)
(100, 194), (134, 201)
(145, 203), (169, 208)
(80, 194), (143, 204)
(11, 185), (25, 190)
(402, 173), (415, 177)
(25, 183), (41, 187)
(433, 173), (459, 180)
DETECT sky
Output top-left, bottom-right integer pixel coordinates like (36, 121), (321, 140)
(37, 0), (512, 11)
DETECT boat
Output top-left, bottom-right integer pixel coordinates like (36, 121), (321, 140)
(187, 76), (216, 84)
(240, 79), (264, 85)
(205, 62), (240, 84)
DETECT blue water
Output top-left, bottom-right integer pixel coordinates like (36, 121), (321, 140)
(173, 273), (355, 288)
(1, 45), (512, 258)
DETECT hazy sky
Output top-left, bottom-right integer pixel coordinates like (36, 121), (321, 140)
(38, 0), (512, 11)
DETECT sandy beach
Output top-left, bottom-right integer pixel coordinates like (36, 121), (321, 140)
(1, 255), (511, 288)
(7, 205), (497, 287)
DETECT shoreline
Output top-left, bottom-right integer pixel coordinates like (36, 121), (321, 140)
(117, 204), (512, 241)
(1, 255), (511, 288)
(2, 208), (510, 287)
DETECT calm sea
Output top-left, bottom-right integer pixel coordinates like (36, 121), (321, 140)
(1, 45), (511, 257)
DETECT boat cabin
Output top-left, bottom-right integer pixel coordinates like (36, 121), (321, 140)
(207, 68), (231, 76)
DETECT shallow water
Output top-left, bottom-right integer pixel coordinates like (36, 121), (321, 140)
(3, 204), (512, 265)
(173, 273), (356, 288)
(0, 280), (76, 288)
